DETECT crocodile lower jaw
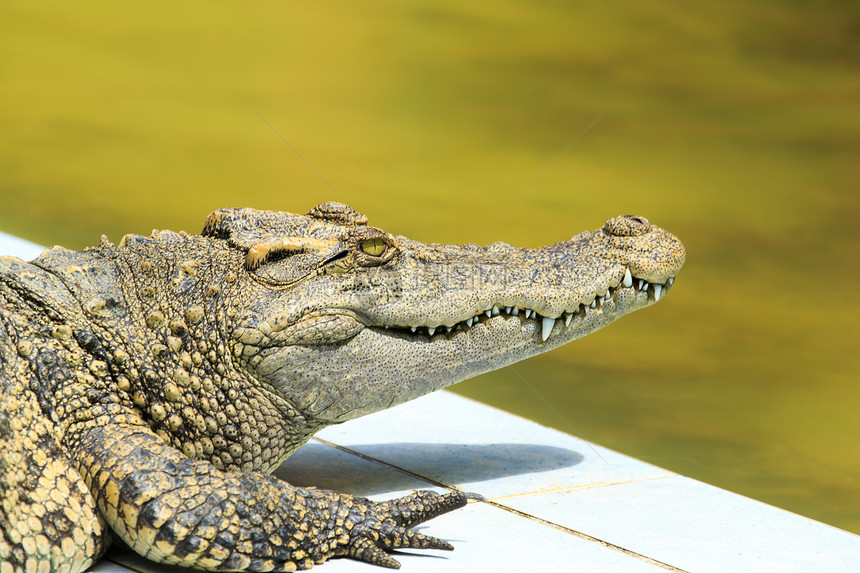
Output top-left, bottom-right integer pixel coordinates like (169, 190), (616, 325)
(376, 271), (676, 343)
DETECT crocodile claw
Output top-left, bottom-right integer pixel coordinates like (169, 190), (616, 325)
(338, 490), (472, 568)
(346, 526), (454, 569)
(373, 490), (471, 527)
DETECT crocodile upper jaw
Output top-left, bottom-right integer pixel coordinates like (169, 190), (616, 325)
(371, 270), (675, 342)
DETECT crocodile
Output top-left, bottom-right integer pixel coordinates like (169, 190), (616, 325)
(0, 202), (684, 572)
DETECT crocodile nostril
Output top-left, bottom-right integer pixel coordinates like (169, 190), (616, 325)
(603, 215), (652, 237)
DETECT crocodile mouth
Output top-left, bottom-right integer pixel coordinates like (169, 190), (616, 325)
(234, 269), (675, 355)
(372, 269), (676, 343)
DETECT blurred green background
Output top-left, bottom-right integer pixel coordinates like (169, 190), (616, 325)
(2, 1), (858, 532)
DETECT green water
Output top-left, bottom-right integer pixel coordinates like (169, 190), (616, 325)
(2, 1), (858, 532)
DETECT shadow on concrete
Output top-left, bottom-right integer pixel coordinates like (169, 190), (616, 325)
(275, 441), (584, 497)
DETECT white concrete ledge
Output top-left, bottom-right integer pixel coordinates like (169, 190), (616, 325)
(0, 231), (45, 261)
(2, 231), (858, 573)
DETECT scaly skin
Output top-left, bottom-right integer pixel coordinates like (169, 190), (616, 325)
(0, 202), (685, 571)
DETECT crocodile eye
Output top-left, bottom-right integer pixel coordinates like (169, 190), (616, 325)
(359, 238), (386, 257)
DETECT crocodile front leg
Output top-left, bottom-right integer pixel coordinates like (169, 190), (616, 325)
(66, 415), (467, 571)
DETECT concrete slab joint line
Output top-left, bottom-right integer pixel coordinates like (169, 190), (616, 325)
(486, 500), (690, 573)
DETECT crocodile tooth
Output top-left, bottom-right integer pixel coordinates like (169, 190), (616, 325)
(492, 305), (500, 316)
(623, 268), (633, 288)
(564, 312), (573, 327)
(511, 307), (519, 316)
(484, 310), (492, 318)
(541, 317), (555, 341)
(524, 309), (533, 319)
(505, 306), (512, 314)
(590, 299), (597, 309)
(653, 284), (663, 301)
(427, 327), (436, 336)
(447, 325), (453, 333)
(410, 327), (417, 333)
(637, 279), (645, 291)
(667, 276), (674, 286)
(603, 292), (611, 302)
(466, 317), (473, 327)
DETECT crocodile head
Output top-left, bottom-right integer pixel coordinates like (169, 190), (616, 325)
(206, 202), (685, 424)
